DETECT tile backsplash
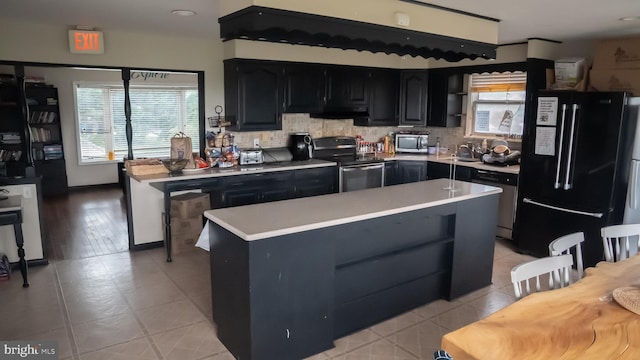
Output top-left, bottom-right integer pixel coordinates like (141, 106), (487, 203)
(229, 114), (466, 150)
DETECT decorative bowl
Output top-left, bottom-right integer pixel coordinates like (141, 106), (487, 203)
(162, 158), (190, 173)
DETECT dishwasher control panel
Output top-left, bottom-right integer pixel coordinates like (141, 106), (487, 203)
(472, 169), (518, 185)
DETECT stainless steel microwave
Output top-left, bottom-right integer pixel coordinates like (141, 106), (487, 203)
(395, 134), (429, 153)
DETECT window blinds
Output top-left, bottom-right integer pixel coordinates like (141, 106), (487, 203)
(470, 71), (527, 92)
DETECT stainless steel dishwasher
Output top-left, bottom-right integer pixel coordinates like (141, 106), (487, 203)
(472, 168), (518, 239)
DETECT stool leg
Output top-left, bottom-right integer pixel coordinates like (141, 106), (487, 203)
(14, 223), (28, 288)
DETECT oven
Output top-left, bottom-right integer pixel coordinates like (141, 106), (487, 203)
(312, 136), (386, 192)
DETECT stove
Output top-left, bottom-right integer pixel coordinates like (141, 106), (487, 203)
(312, 136), (385, 166)
(312, 136), (385, 192)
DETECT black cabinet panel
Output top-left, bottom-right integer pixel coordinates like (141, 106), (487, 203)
(324, 66), (369, 110)
(293, 167), (337, 198)
(397, 161), (428, 184)
(225, 60), (283, 131)
(427, 162), (472, 181)
(399, 71), (428, 126)
(429, 70), (464, 128)
(384, 161), (397, 186)
(283, 64), (324, 114)
(335, 241), (452, 304)
(354, 69), (399, 127)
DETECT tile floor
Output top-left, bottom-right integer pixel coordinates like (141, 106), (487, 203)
(0, 238), (536, 360)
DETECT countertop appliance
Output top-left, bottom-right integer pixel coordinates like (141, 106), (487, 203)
(239, 149), (263, 165)
(312, 136), (385, 192)
(471, 168), (518, 239)
(395, 132), (429, 153)
(624, 97), (640, 224)
(289, 133), (313, 161)
(513, 91), (640, 267)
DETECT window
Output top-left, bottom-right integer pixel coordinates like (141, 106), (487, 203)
(75, 84), (199, 163)
(465, 72), (527, 139)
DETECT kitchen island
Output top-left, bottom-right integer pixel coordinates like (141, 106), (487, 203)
(205, 178), (501, 360)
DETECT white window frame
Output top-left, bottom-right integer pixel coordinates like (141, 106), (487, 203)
(464, 71), (527, 141)
(73, 82), (199, 165)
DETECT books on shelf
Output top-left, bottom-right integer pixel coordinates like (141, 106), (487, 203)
(43, 144), (63, 160)
(0, 149), (22, 161)
(0, 132), (21, 144)
(29, 127), (52, 142)
(29, 110), (57, 124)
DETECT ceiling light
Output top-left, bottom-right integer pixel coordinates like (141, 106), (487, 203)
(618, 16), (640, 21)
(171, 10), (196, 16)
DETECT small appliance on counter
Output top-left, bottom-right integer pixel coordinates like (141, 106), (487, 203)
(239, 149), (263, 165)
(288, 132), (313, 160)
(261, 147), (293, 163)
(395, 131), (429, 153)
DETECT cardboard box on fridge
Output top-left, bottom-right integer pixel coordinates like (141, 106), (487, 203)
(554, 58), (585, 89)
(589, 69), (640, 96)
(593, 36), (640, 69)
(161, 213), (203, 255)
(170, 192), (210, 219)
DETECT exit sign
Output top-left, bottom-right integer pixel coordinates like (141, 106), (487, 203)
(68, 30), (104, 54)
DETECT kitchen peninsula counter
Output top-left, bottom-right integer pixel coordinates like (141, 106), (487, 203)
(129, 158), (336, 183)
(206, 178), (501, 360)
(125, 159), (337, 254)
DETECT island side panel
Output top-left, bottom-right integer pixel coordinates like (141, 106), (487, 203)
(449, 193), (499, 299)
(210, 223), (335, 360)
(332, 204), (456, 337)
(209, 224), (251, 359)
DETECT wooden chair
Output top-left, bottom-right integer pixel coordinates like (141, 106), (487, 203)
(601, 224), (640, 262)
(510, 255), (573, 299)
(549, 232), (585, 279)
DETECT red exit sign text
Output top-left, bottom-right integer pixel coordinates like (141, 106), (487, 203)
(68, 30), (104, 54)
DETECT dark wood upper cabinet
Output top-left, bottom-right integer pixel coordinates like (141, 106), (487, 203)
(428, 70), (464, 127)
(399, 71), (428, 127)
(354, 69), (399, 127)
(283, 63), (325, 114)
(324, 66), (369, 110)
(224, 59), (283, 131)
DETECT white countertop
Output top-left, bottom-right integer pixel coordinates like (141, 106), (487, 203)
(204, 178), (502, 241)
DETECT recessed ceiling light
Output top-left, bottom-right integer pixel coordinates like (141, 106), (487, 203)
(171, 9), (196, 16)
(618, 16), (640, 21)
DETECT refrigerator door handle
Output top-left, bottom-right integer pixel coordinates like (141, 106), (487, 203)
(563, 104), (579, 190)
(555, 104), (568, 189)
(523, 198), (603, 218)
(630, 161), (639, 210)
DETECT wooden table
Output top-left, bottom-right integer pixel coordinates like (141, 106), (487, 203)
(442, 255), (640, 359)
(0, 195), (27, 287)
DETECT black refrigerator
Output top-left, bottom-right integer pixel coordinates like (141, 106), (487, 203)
(513, 91), (639, 267)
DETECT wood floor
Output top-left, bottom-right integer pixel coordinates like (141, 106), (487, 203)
(43, 185), (129, 261)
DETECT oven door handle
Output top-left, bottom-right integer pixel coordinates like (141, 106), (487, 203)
(341, 163), (385, 171)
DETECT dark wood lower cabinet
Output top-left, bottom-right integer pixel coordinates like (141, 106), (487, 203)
(427, 161), (473, 181)
(397, 161), (428, 183)
(211, 167), (338, 208)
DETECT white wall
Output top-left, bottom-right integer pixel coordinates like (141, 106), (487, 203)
(0, 18), (224, 186)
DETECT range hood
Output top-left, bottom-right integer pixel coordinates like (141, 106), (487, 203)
(310, 105), (369, 120)
(219, 6), (497, 62)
